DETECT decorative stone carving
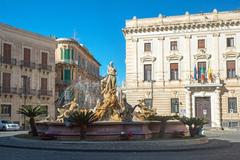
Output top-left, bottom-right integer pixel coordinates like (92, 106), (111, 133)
(194, 49), (211, 60)
(166, 52), (183, 61)
(223, 50), (240, 59)
(140, 55), (156, 63)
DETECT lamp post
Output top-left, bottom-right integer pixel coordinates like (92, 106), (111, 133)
(148, 80), (156, 109)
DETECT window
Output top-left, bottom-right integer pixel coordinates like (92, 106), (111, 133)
(144, 64), (152, 81)
(1, 104), (11, 116)
(3, 43), (11, 63)
(171, 98), (179, 113)
(21, 76), (30, 94)
(41, 78), (47, 91)
(170, 63), (178, 80)
(71, 49), (74, 60)
(23, 48), (31, 66)
(227, 37), (234, 47)
(60, 48), (63, 60)
(198, 39), (205, 49)
(144, 99), (152, 109)
(64, 69), (71, 81)
(227, 60), (236, 78)
(2, 73), (11, 92)
(228, 97), (237, 113)
(41, 52), (48, 65)
(197, 62), (206, 82)
(64, 49), (70, 60)
(170, 41), (178, 50)
(229, 122), (238, 128)
(60, 69), (63, 80)
(144, 43), (151, 52)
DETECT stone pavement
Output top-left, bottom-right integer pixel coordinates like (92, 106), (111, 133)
(205, 129), (240, 142)
(0, 135), (231, 152)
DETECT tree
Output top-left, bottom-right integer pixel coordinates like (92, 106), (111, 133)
(180, 116), (207, 137)
(65, 108), (99, 139)
(17, 105), (47, 136)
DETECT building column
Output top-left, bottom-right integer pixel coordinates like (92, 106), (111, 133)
(158, 36), (165, 85)
(185, 88), (191, 117)
(185, 35), (192, 80)
(214, 88), (221, 127)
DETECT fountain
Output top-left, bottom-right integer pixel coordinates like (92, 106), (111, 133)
(36, 62), (187, 140)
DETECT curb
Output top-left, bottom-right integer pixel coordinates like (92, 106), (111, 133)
(0, 136), (231, 152)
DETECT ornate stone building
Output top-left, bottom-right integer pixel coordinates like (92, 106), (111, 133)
(123, 10), (240, 128)
(55, 38), (101, 99)
(0, 23), (56, 125)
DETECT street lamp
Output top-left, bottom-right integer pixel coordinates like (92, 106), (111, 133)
(148, 80), (156, 109)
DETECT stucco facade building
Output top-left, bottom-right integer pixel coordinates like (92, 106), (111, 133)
(55, 38), (101, 100)
(123, 10), (240, 128)
(0, 23), (56, 125)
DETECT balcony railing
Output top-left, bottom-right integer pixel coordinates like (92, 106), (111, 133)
(56, 80), (71, 86)
(0, 86), (17, 94)
(19, 60), (36, 68)
(0, 56), (17, 65)
(37, 64), (52, 71)
(19, 88), (36, 96)
(37, 89), (52, 96)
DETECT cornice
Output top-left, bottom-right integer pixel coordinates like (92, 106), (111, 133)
(0, 23), (56, 45)
(123, 20), (240, 35)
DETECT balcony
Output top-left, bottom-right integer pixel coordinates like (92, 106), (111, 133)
(56, 80), (72, 86)
(185, 76), (223, 90)
(56, 59), (78, 65)
(19, 88), (36, 96)
(0, 86), (17, 94)
(0, 56), (17, 65)
(37, 89), (52, 96)
(19, 60), (36, 69)
(37, 64), (52, 71)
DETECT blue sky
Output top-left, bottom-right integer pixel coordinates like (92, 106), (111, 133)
(0, 0), (240, 85)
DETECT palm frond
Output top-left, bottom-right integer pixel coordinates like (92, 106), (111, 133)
(17, 105), (47, 118)
(66, 108), (99, 126)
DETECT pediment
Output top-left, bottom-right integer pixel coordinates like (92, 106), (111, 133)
(166, 53), (183, 61)
(223, 50), (240, 59)
(194, 49), (211, 60)
(140, 55), (156, 63)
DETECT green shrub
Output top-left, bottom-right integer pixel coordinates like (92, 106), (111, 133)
(65, 108), (99, 139)
(180, 116), (207, 137)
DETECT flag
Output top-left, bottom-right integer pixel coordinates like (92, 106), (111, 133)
(194, 64), (198, 80)
(208, 66), (213, 81)
(201, 66), (205, 81)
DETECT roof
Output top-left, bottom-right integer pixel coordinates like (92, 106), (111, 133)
(56, 38), (101, 66)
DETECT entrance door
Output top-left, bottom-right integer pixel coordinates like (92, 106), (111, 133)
(195, 97), (211, 126)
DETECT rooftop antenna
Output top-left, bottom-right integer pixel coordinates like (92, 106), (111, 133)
(73, 29), (78, 41)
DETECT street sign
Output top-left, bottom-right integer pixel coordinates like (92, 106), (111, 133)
(203, 109), (207, 115)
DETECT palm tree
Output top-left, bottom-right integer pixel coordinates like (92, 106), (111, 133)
(180, 116), (207, 137)
(18, 105), (47, 136)
(66, 108), (99, 139)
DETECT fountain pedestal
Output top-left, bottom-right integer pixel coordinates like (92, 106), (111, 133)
(36, 120), (187, 140)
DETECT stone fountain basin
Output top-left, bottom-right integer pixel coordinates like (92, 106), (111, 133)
(36, 120), (187, 140)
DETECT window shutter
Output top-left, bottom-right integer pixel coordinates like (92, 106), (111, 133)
(227, 61), (235, 70)
(3, 43), (11, 62)
(170, 63), (178, 70)
(198, 39), (205, 49)
(42, 52), (48, 65)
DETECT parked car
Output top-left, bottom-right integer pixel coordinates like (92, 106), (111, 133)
(0, 120), (20, 131)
